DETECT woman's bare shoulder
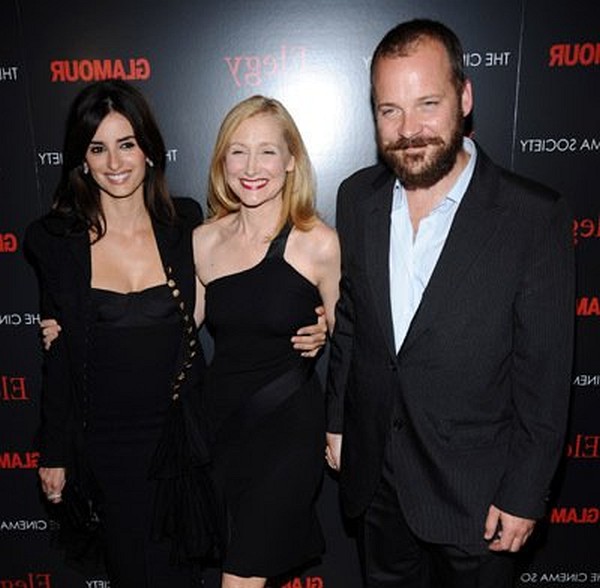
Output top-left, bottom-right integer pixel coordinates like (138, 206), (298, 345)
(193, 215), (236, 247)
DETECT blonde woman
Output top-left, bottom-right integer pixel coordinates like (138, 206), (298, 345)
(193, 96), (340, 588)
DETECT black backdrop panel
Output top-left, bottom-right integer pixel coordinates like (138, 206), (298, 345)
(1, 0), (598, 585)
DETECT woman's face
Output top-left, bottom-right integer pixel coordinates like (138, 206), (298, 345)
(85, 111), (148, 201)
(224, 113), (295, 210)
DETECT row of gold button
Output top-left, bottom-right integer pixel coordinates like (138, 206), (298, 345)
(166, 266), (198, 401)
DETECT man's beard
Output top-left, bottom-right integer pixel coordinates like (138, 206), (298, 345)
(378, 111), (465, 190)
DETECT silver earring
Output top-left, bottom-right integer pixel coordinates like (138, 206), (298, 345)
(82, 161), (89, 174)
(145, 157), (154, 168)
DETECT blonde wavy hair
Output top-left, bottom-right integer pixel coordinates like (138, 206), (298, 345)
(207, 95), (317, 236)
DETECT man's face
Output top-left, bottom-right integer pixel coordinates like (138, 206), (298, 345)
(372, 38), (472, 190)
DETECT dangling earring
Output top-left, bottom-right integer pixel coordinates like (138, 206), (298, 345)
(82, 161), (89, 174)
(145, 157), (154, 168)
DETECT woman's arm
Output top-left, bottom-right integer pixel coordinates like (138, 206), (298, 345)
(25, 223), (74, 492)
(290, 223), (340, 356)
(312, 224), (341, 335)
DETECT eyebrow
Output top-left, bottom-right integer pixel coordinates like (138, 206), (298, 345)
(89, 134), (137, 145)
(229, 141), (279, 148)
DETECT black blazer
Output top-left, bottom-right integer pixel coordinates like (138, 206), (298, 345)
(25, 197), (204, 469)
(326, 146), (575, 549)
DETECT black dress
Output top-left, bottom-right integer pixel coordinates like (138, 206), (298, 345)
(204, 225), (325, 578)
(85, 284), (193, 586)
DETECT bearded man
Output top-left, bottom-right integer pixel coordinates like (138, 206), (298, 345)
(325, 18), (575, 588)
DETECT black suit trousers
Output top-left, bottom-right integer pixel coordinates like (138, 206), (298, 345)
(358, 438), (517, 588)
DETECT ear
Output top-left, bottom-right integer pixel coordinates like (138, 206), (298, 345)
(286, 155), (296, 173)
(461, 79), (473, 118)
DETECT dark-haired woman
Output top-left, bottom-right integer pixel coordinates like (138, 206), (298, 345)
(27, 80), (326, 587)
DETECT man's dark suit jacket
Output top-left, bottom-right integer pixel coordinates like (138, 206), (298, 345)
(24, 197), (204, 470)
(326, 145), (575, 551)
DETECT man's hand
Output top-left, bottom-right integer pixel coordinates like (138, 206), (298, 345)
(325, 433), (343, 471)
(291, 306), (327, 358)
(484, 504), (536, 552)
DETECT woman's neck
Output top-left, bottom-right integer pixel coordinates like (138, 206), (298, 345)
(235, 199), (283, 243)
(101, 195), (151, 235)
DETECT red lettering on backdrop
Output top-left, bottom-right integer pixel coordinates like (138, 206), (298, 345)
(576, 297), (600, 317)
(549, 42), (600, 66)
(550, 507), (600, 524)
(0, 572), (53, 588)
(224, 45), (306, 87)
(572, 217), (600, 245)
(1, 376), (30, 401)
(50, 58), (151, 82)
(566, 434), (600, 458)
(0, 452), (39, 469)
(0, 233), (18, 253)
(281, 578), (324, 588)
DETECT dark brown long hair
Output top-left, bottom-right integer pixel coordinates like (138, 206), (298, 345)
(53, 79), (174, 238)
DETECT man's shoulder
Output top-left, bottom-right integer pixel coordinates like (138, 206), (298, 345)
(474, 146), (565, 216)
(496, 165), (566, 221)
(498, 166), (561, 202)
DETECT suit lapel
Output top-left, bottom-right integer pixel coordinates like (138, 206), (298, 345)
(400, 149), (505, 356)
(364, 172), (397, 358)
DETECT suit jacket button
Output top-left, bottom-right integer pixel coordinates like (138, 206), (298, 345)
(393, 418), (403, 431)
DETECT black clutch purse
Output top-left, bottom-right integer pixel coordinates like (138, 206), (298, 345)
(50, 476), (106, 574)
(60, 479), (103, 533)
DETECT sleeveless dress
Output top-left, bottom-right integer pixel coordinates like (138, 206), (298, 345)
(85, 284), (193, 586)
(203, 225), (325, 578)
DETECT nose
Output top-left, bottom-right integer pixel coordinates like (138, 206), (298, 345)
(244, 151), (258, 176)
(106, 147), (122, 170)
(398, 110), (423, 139)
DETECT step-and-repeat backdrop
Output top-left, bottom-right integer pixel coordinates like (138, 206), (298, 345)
(1, 0), (598, 585)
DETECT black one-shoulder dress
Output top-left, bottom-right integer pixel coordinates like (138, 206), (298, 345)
(204, 226), (325, 578)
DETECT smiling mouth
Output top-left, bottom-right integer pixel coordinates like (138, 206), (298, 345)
(240, 178), (268, 190)
(105, 172), (131, 184)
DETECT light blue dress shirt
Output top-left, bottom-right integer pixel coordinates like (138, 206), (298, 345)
(389, 137), (477, 352)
